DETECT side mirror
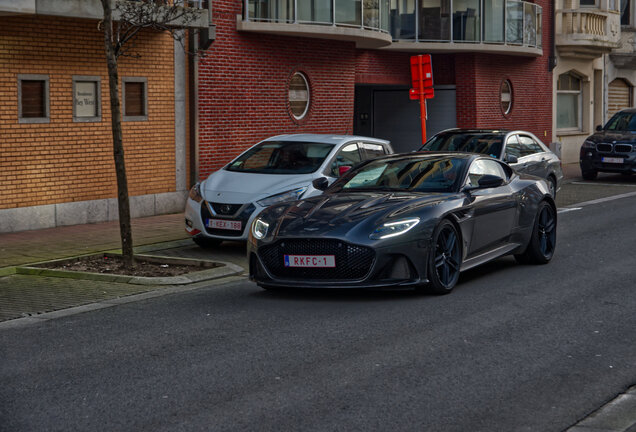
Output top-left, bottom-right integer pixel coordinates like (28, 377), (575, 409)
(477, 174), (504, 189)
(312, 177), (329, 191)
(596, 125), (603, 132)
(505, 154), (518, 164)
(338, 166), (352, 176)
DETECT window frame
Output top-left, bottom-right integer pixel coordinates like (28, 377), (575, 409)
(72, 75), (102, 123)
(18, 74), (50, 124)
(122, 77), (148, 122)
(288, 71), (310, 121)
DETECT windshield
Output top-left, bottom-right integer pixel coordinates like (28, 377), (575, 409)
(226, 141), (334, 174)
(336, 156), (468, 193)
(421, 132), (503, 158)
(604, 111), (636, 131)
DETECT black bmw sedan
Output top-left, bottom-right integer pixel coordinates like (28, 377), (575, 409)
(248, 153), (556, 294)
(580, 108), (636, 180)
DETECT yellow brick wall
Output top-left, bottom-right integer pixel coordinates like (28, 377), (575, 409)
(0, 15), (178, 210)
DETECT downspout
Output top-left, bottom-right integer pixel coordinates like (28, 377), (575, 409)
(188, 29), (198, 186)
(549, 0), (557, 71)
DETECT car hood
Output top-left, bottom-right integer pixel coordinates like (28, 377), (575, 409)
(267, 191), (457, 239)
(201, 169), (315, 204)
(587, 130), (636, 143)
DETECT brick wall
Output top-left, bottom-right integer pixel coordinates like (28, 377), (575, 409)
(0, 16), (177, 211)
(355, 51), (456, 86)
(198, 1), (358, 177)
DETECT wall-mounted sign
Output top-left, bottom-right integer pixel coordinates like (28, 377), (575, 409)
(74, 81), (98, 118)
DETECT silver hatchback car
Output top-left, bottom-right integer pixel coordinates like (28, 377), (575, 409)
(420, 129), (563, 197)
(185, 134), (393, 247)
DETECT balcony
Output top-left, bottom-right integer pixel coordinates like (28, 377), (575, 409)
(0, 0), (210, 29)
(556, 0), (620, 58)
(239, 0), (542, 55)
(609, 28), (636, 68)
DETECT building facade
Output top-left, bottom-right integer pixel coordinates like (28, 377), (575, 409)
(197, 0), (553, 177)
(0, 0), (208, 233)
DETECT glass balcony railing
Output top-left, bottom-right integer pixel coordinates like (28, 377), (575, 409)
(244, 0), (541, 48)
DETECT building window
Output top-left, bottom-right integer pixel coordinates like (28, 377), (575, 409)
(289, 72), (310, 121)
(557, 72), (582, 130)
(580, 0), (597, 6)
(122, 77), (148, 121)
(501, 79), (512, 115)
(18, 74), (49, 123)
(73, 76), (101, 122)
(621, 0), (630, 25)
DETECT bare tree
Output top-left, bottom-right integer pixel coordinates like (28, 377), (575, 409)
(100, 0), (203, 267)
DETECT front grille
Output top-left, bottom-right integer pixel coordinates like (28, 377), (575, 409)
(615, 144), (633, 153)
(211, 202), (242, 216)
(259, 238), (375, 280)
(596, 143), (612, 152)
(201, 202), (255, 236)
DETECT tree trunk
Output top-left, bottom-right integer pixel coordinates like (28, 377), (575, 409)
(101, 0), (134, 268)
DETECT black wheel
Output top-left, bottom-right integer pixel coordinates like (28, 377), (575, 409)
(547, 176), (557, 198)
(581, 169), (597, 180)
(426, 220), (462, 294)
(514, 201), (556, 265)
(193, 236), (223, 248)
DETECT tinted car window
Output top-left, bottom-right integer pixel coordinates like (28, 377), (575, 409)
(466, 159), (507, 187)
(338, 156), (468, 193)
(360, 142), (386, 160)
(504, 135), (522, 159)
(604, 111), (636, 131)
(422, 132), (503, 158)
(331, 143), (362, 176)
(226, 141), (333, 174)
(518, 135), (544, 157)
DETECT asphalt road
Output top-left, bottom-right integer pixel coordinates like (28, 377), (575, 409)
(2, 196), (636, 432)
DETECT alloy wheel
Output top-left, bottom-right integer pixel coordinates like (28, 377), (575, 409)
(434, 226), (461, 288)
(537, 205), (556, 258)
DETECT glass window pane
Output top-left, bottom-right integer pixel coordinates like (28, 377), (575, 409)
(420, 0), (451, 40)
(336, 0), (361, 25)
(621, 0), (630, 25)
(298, 0), (332, 22)
(390, 0), (416, 39)
(364, 0), (380, 27)
(523, 3), (536, 46)
(557, 93), (579, 129)
(21, 80), (45, 118)
(484, 0), (505, 42)
(453, 0), (480, 41)
(506, 0), (523, 44)
(248, 0), (294, 21)
(74, 81), (98, 118)
(536, 6), (542, 47)
(125, 82), (145, 117)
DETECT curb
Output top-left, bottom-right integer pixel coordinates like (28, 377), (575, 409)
(566, 386), (636, 432)
(14, 254), (244, 286)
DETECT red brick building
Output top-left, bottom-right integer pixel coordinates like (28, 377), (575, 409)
(197, 0), (553, 177)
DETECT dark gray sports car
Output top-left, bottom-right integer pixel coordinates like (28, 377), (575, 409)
(247, 153), (556, 294)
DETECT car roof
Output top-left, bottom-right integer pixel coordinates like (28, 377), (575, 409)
(614, 108), (636, 114)
(385, 151), (478, 161)
(263, 133), (390, 146)
(435, 128), (510, 134)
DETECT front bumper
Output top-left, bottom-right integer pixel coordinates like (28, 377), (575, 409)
(580, 146), (636, 174)
(185, 197), (263, 241)
(248, 237), (431, 289)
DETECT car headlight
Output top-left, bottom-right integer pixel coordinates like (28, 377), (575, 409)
(369, 218), (420, 240)
(189, 183), (203, 203)
(257, 187), (307, 207)
(582, 140), (596, 149)
(252, 218), (270, 239)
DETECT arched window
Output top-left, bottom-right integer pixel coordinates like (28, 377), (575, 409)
(557, 72), (582, 130)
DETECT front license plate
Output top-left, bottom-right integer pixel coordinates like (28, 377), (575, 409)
(284, 255), (336, 268)
(206, 219), (242, 231)
(602, 157), (624, 164)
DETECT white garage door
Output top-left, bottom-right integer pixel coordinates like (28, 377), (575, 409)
(373, 86), (456, 153)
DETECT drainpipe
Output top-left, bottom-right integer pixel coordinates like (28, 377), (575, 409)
(549, 0), (557, 71)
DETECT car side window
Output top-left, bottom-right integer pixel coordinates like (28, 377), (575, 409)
(360, 142), (386, 160)
(518, 135), (544, 157)
(504, 135), (522, 159)
(331, 143), (362, 177)
(465, 159), (507, 187)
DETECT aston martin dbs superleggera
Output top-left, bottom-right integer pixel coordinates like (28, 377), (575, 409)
(247, 153), (557, 294)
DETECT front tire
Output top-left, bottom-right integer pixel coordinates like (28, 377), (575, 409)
(514, 201), (556, 265)
(581, 169), (597, 180)
(426, 220), (462, 295)
(193, 236), (223, 248)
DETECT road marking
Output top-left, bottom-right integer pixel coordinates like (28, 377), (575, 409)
(557, 207), (582, 214)
(571, 181), (636, 187)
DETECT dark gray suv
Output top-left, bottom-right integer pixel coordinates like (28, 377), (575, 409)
(580, 109), (636, 180)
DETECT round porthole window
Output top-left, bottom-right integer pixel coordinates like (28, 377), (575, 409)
(501, 80), (512, 115)
(289, 72), (310, 120)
